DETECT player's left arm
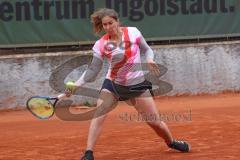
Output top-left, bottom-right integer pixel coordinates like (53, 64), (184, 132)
(138, 32), (160, 76)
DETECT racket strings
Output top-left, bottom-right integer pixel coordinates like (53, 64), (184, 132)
(27, 98), (55, 119)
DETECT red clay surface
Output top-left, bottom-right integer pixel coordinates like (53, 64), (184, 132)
(0, 93), (240, 160)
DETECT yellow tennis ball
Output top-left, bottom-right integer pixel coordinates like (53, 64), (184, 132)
(65, 81), (76, 90)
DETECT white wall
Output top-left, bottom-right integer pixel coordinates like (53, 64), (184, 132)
(1, 42), (240, 109)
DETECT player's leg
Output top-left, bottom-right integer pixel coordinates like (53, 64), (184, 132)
(132, 89), (190, 152)
(131, 90), (173, 145)
(81, 89), (118, 160)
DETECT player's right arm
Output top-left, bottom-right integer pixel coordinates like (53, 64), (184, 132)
(65, 41), (104, 96)
(74, 54), (103, 87)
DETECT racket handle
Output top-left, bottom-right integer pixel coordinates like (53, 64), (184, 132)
(57, 93), (66, 99)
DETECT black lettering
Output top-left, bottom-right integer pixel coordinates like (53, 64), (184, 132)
(129, 0), (144, 21)
(79, 0), (94, 18)
(220, 0), (228, 13)
(180, 0), (189, 15)
(145, 0), (158, 16)
(72, 0), (78, 19)
(0, 0), (236, 23)
(16, 1), (31, 21)
(56, 1), (70, 20)
(204, 0), (217, 14)
(105, 0), (112, 8)
(44, 1), (54, 20)
(159, 0), (166, 15)
(0, 2), (13, 21)
(114, 0), (128, 17)
(167, 0), (178, 15)
(190, 0), (203, 14)
(229, 6), (235, 12)
(31, 0), (42, 20)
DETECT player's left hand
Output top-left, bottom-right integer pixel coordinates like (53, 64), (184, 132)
(147, 60), (160, 77)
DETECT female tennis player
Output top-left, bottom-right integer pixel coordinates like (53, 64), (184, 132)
(65, 8), (190, 160)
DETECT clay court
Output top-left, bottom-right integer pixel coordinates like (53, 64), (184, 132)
(0, 92), (239, 160)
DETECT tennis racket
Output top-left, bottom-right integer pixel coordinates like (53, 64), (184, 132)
(26, 93), (66, 119)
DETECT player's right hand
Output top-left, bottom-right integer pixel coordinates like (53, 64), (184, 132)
(64, 89), (72, 97)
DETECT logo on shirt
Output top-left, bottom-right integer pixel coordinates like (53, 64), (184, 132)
(104, 41), (132, 52)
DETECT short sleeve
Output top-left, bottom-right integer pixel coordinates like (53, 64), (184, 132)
(92, 40), (103, 60)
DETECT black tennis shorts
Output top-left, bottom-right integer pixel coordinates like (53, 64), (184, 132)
(100, 79), (153, 101)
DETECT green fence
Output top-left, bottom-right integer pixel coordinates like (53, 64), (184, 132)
(0, 0), (240, 48)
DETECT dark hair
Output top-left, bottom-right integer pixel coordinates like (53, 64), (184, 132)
(91, 8), (119, 35)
